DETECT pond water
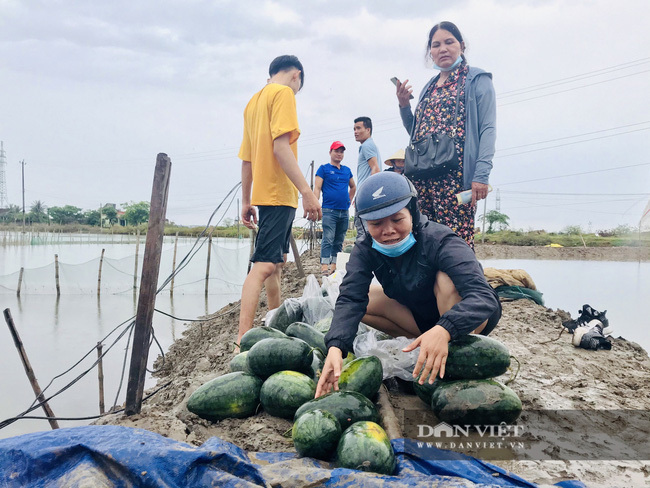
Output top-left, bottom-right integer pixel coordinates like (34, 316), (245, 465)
(480, 258), (649, 353)
(0, 236), (647, 440)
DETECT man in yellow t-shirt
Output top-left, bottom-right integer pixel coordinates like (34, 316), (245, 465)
(236, 55), (322, 348)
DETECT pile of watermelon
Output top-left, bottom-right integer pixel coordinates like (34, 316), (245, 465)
(185, 297), (397, 475)
(413, 335), (522, 425)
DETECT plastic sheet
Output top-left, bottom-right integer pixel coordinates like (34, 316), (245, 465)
(354, 328), (418, 381)
(0, 426), (588, 487)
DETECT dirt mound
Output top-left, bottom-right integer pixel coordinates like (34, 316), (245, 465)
(96, 248), (650, 487)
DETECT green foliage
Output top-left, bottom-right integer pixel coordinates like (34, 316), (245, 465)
(122, 201), (150, 226)
(83, 210), (101, 226)
(479, 210), (510, 233)
(48, 205), (83, 225)
(102, 206), (118, 226)
(561, 224), (583, 235)
(29, 200), (47, 223)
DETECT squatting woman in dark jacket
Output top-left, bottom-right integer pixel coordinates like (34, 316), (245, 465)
(316, 171), (501, 397)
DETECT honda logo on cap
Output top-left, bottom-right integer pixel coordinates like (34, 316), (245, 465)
(372, 186), (386, 200)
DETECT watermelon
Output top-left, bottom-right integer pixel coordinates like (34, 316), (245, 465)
(431, 378), (522, 425)
(336, 421), (396, 475)
(186, 372), (262, 421)
(313, 316), (332, 334)
(260, 371), (316, 419)
(412, 376), (441, 407)
(294, 390), (379, 430)
(292, 409), (342, 460)
(342, 352), (356, 366)
(310, 349), (325, 381)
(286, 322), (327, 355)
(267, 298), (302, 333)
(445, 335), (510, 380)
(247, 337), (313, 378)
(239, 326), (287, 352)
(229, 352), (251, 373)
(338, 356), (383, 400)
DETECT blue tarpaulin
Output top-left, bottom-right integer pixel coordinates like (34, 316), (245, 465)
(0, 425), (587, 487)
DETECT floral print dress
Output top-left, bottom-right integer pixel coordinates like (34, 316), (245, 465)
(412, 62), (476, 250)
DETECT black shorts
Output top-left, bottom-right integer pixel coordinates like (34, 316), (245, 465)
(250, 206), (296, 264)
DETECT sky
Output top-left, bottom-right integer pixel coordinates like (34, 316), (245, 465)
(1, 0), (649, 233)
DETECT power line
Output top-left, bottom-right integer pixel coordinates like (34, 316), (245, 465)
(496, 162), (650, 187)
(500, 190), (650, 196)
(499, 69), (650, 107)
(495, 127), (650, 159)
(497, 57), (650, 98)
(497, 121), (650, 152)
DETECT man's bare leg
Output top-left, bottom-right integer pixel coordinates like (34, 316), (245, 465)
(237, 261), (277, 349)
(264, 258), (285, 310)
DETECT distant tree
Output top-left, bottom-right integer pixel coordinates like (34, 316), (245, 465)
(222, 218), (234, 227)
(29, 200), (47, 224)
(102, 206), (118, 226)
(48, 205), (83, 225)
(561, 224), (583, 235)
(122, 201), (150, 226)
(0, 204), (21, 223)
(83, 209), (101, 226)
(480, 210), (510, 233)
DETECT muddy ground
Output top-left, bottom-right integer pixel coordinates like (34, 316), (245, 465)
(97, 245), (650, 487)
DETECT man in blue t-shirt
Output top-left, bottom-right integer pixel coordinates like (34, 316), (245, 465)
(314, 141), (356, 275)
(353, 116), (381, 239)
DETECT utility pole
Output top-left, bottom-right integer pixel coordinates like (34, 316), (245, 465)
(20, 160), (26, 234)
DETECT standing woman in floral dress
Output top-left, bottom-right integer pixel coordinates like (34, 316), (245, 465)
(395, 21), (496, 250)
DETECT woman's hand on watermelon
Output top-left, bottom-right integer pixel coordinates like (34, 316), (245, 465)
(403, 325), (451, 384)
(315, 347), (343, 398)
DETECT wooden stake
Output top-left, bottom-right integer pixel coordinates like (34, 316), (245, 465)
(205, 236), (212, 295)
(376, 384), (401, 440)
(3, 308), (59, 429)
(133, 229), (141, 291)
(17, 267), (24, 297)
(170, 231), (179, 296)
(97, 248), (105, 296)
(125, 153), (172, 415)
(54, 254), (60, 296)
(290, 234), (305, 278)
(97, 342), (105, 415)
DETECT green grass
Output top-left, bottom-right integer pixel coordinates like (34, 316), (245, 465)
(476, 230), (650, 247)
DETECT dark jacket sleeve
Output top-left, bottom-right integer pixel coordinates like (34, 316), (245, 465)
(324, 244), (375, 356)
(430, 233), (500, 339)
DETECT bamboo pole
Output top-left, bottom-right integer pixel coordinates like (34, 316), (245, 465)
(481, 197), (487, 243)
(170, 231), (179, 296)
(3, 308), (59, 429)
(17, 267), (24, 297)
(133, 229), (141, 291)
(97, 342), (105, 415)
(125, 153), (172, 415)
(97, 248), (105, 296)
(54, 254), (60, 296)
(290, 235), (305, 278)
(205, 236), (212, 295)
